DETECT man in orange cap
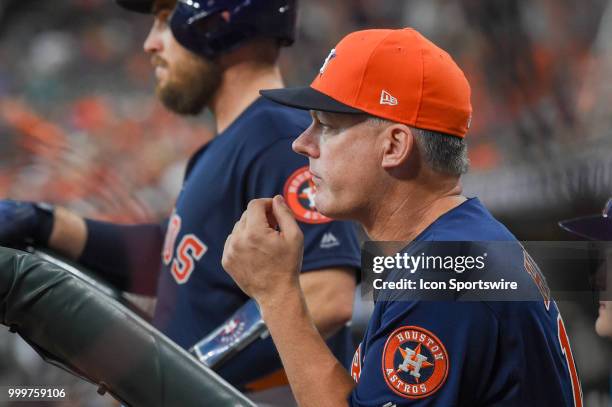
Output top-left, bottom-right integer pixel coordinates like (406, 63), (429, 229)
(223, 28), (584, 406)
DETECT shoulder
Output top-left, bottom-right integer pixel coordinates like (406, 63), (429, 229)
(230, 99), (311, 148)
(380, 300), (500, 332)
(428, 198), (517, 242)
(242, 106), (314, 174)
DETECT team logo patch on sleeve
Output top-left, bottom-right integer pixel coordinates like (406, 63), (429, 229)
(283, 166), (332, 224)
(381, 326), (449, 399)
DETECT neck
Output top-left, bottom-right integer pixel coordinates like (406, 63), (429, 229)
(362, 180), (466, 241)
(210, 61), (284, 134)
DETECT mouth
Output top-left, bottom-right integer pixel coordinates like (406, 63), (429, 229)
(154, 65), (168, 81)
(151, 56), (168, 77)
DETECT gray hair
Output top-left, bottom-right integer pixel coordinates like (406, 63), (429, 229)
(367, 117), (469, 176)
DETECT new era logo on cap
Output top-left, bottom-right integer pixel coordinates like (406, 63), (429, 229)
(380, 90), (398, 106)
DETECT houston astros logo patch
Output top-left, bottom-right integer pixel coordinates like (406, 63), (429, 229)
(382, 326), (449, 399)
(283, 166), (331, 224)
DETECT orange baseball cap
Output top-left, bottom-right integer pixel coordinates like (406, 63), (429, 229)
(261, 28), (472, 138)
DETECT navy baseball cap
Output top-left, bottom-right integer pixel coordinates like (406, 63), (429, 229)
(115, 0), (154, 13)
(559, 198), (612, 241)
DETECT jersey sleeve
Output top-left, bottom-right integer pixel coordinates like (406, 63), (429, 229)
(79, 220), (164, 295)
(245, 138), (361, 272)
(349, 301), (506, 406)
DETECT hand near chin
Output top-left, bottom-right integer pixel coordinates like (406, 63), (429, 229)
(222, 195), (304, 306)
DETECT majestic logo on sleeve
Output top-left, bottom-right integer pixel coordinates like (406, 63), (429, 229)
(320, 232), (340, 249)
(382, 326), (449, 399)
(283, 166), (332, 224)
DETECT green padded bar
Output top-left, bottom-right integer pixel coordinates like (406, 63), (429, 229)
(0, 247), (256, 407)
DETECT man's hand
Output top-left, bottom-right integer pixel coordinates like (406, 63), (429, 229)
(0, 200), (54, 248)
(0, 200), (86, 260)
(222, 195), (304, 305)
(223, 195), (355, 407)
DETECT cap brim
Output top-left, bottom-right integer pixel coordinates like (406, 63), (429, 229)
(260, 87), (364, 114)
(115, 0), (154, 13)
(559, 216), (612, 241)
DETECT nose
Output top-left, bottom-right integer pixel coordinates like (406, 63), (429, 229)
(143, 23), (163, 54)
(292, 123), (320, 159)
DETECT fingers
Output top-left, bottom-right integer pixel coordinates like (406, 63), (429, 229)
(265, 201), (279, 230)
(228, 196), (300, 250)
(224, 199), (271, 269)
(231, 211), (245, 236)
(223, 211), (246, 269)
(272, 195), (301, 240)
(222, 232), (232, 267)
(245, 198), (273, 230)
(238, 209), (247, 229)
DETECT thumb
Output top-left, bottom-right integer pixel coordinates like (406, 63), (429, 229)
(272, 195), (301, 238)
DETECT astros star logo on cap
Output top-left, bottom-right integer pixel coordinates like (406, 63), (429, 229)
(319, 48), (336, 75)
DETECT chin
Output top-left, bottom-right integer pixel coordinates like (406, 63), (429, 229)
(318, 207), (346, 220)
(315, 198), (353, 221)
(595, 306), (612, 338)
(313, 191), (335, 216)
(595, 318), (612, 338)
(314, 201), (336, 219)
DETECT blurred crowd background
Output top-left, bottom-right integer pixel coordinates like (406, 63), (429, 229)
(0, 0), (611, 405)
(1, 0), (611, 223)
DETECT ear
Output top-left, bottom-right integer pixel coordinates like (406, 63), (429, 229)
(380, 124), (415, 169)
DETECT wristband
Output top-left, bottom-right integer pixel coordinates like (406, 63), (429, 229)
(33, 203), (55, 245)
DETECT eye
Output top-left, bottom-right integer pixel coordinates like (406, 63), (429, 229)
(310, 112), (336, 132)
(317, 117), (335, 129)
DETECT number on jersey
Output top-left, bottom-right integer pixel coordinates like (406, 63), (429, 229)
(162, 213), (207, 284)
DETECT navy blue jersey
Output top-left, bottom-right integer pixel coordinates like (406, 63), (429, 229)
(350, 198), (583, 406)
(153, 98), (361, 386)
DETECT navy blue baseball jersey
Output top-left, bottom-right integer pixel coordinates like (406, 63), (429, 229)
(152, 97), (361, 386)
(350, 198), (583, 406)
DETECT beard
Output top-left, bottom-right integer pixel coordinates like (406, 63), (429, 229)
(155, 53), (222, 116)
